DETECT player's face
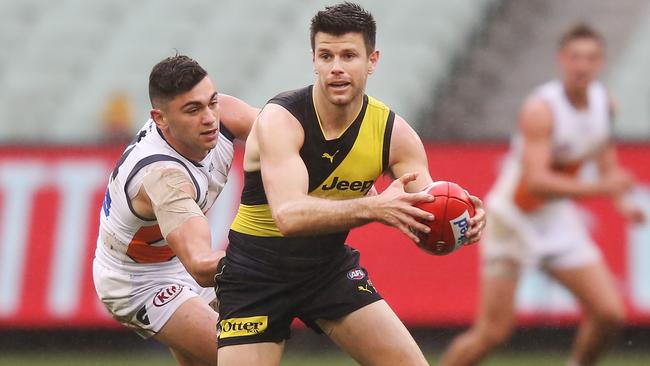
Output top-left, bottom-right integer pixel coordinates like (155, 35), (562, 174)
(152, 77), (220, 161)
(312, 32), (379, 106)
(557, 38), (604, 91)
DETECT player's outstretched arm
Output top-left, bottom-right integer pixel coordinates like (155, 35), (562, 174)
(139, 168), (223, 287)
(256, 104), (434, 241)
(521, 97), (621, 199)
(388, 115), (485, 243)
(218, 94), (260, 140)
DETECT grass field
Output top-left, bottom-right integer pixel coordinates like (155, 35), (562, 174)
(1, 352), (649, 365)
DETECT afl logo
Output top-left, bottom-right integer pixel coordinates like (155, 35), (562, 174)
(153, 285), (183, 307)
(347, 269), (365, 280)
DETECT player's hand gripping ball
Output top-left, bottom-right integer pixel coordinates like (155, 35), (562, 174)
(414, 181), (475, 255)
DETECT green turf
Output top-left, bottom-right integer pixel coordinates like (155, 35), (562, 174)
(285, 353), (650, 366)
(1, 352), (649, 365)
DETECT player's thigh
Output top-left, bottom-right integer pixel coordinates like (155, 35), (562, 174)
(476, 259), (519, 331)
(316, 300), (428, 366)
(154, 296), (218, 365)
(548, 261), (624, 320)
(217, 342), (284, 366)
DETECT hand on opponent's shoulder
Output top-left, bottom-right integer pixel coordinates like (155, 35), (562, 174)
(218, 94), (260, 141)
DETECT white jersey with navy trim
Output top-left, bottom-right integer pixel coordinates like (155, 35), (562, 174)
(97, 119), (234, 269)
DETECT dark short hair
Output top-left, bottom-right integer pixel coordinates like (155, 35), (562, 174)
(559, 23), (604, 49)
(148, 54), (207, 107)
(310, 2), (376, 55)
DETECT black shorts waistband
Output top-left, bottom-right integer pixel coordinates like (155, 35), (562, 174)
(227, 230), (347, 267)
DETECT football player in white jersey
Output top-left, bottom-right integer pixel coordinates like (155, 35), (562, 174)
(440, 24), (644, 366)
(92, 55), (258, 365)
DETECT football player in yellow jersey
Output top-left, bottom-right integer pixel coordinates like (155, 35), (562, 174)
(215, 3), (486, 366)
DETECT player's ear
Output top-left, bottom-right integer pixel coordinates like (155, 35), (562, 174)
(368, 49), (380, 75)
(150, 109), (167, 130)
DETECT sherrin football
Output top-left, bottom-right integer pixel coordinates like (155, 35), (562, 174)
(414, 181), (475, 256)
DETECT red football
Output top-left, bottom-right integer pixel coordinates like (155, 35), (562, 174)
(414, 181), (476, 256)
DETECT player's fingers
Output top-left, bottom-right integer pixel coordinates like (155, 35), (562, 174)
(467, 213), (485, 240)
(394, 210), (431, 234)
(405, 192), (434, 204)
(396, 172), (419, 186)
(466, 227), (480, 239)
(468, 195), (483, 210)
(467, 220), (485, 238)
(469, 217), (485, 231)
(466, 233), (481, 245)
(403, 205), (435, 222)
(469, 207), (486, 228)
(408, 220), (431, 235)
(465, 225), (482, 242)
(396, 222), (421, 243)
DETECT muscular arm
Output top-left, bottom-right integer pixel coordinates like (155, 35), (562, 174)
(521, 97), (612, 198)
(165, 216), (223, 287)
(387, 115), (434, 192)
(137, 168), (222, 287)
(388, 115), (485, 243)
(218, 94), (259, 141)
(257, 104), (433, 241)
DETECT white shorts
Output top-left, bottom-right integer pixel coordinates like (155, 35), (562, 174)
(92, 245), (217, 339)
(482, 198), (601, 275)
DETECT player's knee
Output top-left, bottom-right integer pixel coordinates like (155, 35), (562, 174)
(479, 321), (515, 347)
(388, 348), (428, 366)
(591, 303), (625, 331)
(171, 347), (214, 366)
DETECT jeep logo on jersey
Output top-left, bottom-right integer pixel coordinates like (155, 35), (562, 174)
(321, 177), (373, 193)
(450, 211), (471, 249)
(347, 269), (365, 280)
(152, 285), (183, 307)
(219, 316), (268, 339)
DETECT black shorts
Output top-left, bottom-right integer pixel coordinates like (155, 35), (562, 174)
(215, 231), (382, 348)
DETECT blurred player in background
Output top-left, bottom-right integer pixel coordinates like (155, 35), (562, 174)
(93, 54), (258, 365)
(215, 3), (486, 366)
(440, 24), (645, 366)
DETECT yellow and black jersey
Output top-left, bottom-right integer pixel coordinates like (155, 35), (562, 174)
(230, 85), (394, 256)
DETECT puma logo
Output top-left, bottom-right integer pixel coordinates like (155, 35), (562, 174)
(321, 150), (339, 163)
(357, 284), (373, 294)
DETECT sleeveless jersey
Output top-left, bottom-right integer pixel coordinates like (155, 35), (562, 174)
(490, 80), (611, 212)
(230, 85), (394, 255)
(97, 119), (234, 267)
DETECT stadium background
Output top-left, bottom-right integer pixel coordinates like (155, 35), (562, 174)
(1, 0), (650, 364)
